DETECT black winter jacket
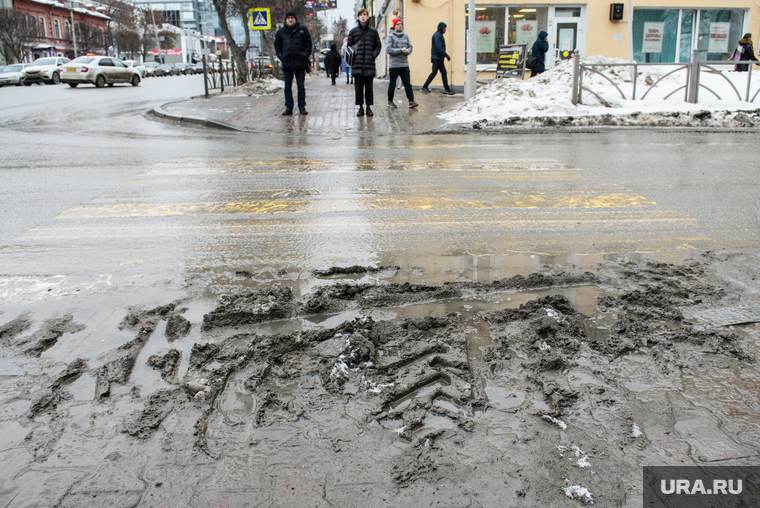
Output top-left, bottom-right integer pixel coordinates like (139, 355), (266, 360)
(275, 22), (313, 72)
(347, 21), (381, 77)
(324, 49), (341, 74)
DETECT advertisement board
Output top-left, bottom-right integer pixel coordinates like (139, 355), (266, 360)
(476, 21), (497, 53)
(496, 44), (526, 79)
(641, 22), (664, 53)
(708, 22), (730, 53)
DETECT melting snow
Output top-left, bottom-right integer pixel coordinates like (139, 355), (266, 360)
(542, 415), (567, 430)
(442, 56), (760, 125)
(565, 484), (594, 504)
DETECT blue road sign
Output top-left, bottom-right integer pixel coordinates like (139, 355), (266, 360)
(249, 8), (271, 30)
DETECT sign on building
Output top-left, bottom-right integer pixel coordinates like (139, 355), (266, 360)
(496, 44), (527, 79)
(708, 22), (730, 53)
(476, 21), (497, 53)
(249, 8), (271, 30)
(641, 22), (664, 53)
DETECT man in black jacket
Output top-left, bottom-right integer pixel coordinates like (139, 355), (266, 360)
(347, 9), (381, 116)
(275, 11), (312, 115)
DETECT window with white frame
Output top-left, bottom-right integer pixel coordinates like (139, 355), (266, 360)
(464, 5), (549, 66)
(54, 19), (60, 38)
(39, 17), (46, 37)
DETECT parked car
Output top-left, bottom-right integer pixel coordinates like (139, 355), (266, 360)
(124, 60), (146, 78)
(61, 56), (141, 88)
(143, 61), (159, 77)
(154, 63), (180, 76)
(0, 64), (29, 86)
(21, 56), (71, 85)
(194, 61), (204, 73)
(175, 62), (195, 75)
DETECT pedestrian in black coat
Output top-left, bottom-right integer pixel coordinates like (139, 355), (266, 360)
(275, 11), (312, 115)
(732, 33), (759, 72)
(324, 43), (341, 85)
(530, 30), (549, 78)
(347, 8), (381, 116)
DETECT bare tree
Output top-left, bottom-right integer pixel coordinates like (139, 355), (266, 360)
(138, 8), (165, 62)
(158, 28), (177, 50)
(0, 9), (31, 63)
(75, 22), (106, 55)
(332, 16), (347, 46)
(210, 0), (250, 83)
(115, 28), (141, 58)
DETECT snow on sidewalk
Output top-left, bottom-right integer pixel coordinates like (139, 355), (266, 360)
(442, 56), (760, 128)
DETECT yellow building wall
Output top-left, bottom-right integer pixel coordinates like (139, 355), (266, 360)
(398, 0), (760, 87)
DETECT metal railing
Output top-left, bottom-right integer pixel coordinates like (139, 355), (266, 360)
(202, 56), (235, 97)
(571, 49), (760, 106)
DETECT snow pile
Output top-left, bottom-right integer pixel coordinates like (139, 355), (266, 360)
(442, 56), (760, 127)
(218, 76), (283, 97)
(564, 484), (594, 504)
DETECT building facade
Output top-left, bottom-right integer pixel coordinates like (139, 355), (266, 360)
(377, 0), (758, 88)
(9, 0), (111, 62)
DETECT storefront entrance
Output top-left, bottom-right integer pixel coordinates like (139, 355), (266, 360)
(556, 22), (578, 59)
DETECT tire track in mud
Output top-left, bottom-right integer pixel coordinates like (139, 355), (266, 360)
(8, 258), (760, 506)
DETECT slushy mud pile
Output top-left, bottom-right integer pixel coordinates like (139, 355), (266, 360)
(2, 252), (760, 507)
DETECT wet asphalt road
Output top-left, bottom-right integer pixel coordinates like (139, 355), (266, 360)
(2, 77), (759, 285)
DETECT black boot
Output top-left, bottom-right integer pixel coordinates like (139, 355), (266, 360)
(357, 105), (364, 116)
(366, 106), (374, 116)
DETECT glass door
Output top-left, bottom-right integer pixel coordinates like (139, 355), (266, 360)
(678, 10), (695, 63)
(556, 22), (577, 59)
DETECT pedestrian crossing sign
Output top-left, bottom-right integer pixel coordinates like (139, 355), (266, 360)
(249, 8), (271, 30)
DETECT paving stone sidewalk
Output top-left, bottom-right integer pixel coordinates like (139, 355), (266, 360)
(159, 72), (464, 135)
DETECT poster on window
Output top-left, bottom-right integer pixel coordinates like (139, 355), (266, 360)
(708, 22), (730, 53)
(641, 22), (664, 53)
(515, 20), (537, 46)
(476, 21), (497, 53)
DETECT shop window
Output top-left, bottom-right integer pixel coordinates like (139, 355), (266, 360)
(632, 9), (678, 63)
(555, 7), (580, 18)
(508, 7), (548, 47)
(697, 10), (744, 61)
(464, 6), (506, 66)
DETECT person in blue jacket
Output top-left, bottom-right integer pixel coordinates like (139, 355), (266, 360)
(421, 22), (454, 94)
(530, 30), (549, 77)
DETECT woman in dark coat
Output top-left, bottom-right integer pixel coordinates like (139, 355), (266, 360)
(732, 33), (759, 72)
(324, 43), (342, 85)
(530, 30), (549, 77)
(347, 8), (382, 116)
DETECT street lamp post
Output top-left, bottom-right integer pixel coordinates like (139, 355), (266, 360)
(64, 1), (78, 58)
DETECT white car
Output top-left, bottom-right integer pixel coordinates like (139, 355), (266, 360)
(0, 64), (29, 86)
(21, 56), (70, 85)
(124, 60), (146, 78)
(61, 56), (141, 88)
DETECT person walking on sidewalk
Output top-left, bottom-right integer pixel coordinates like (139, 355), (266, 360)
(386, 18), (418, 109)
(324, 43), (341, 85)
(275, 11), (312, 115)
(340, 37), (353, 84)
(421, 22), (454, 95)
(732, 33), (759, 72)
(529, 30), (549, 78)
(347, 8), (381, 116)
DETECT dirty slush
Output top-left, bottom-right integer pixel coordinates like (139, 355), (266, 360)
(2, 251), (760, 506)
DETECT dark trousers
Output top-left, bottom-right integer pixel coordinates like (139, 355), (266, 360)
(329, 70), (337, 84)
(282, 68), (306, 111)
(388, 67), (414, 102)
(354, 75), (374, 106)
(530, 69), (545, 78)
(422, 59), (449, 91)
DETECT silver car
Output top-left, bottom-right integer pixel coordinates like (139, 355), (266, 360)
(0, 64), (29, 86)
(124, 60), (146, 78)
(61, 56), (141, 88)
(21, 57), (70, 85)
